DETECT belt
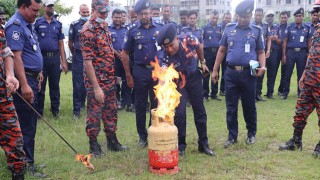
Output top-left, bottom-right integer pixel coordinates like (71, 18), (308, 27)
(288, 48), (307, 52)
(136, 64), (154, 69)
(228, 65), (250, 71)
(41, 51), (60, 57)
(74, 49), (82, 53)
(205, 47), (218, 53)
(25, 70), (40, 79)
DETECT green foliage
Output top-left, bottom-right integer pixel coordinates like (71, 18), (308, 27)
(0, 0), (17, 16)
(39, 0), (73, 18)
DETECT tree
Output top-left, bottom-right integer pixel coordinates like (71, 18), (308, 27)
(40, 0), (73, 19)
(0, 0), (17, 16)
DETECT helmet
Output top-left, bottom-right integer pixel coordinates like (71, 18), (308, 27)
(313, 0), (320, 10)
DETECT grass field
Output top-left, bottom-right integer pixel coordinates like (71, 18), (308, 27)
(1, 69), (320, 179)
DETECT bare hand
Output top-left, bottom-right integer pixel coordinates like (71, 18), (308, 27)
(265, 50), (270, 59)
(116, 50), (123, 60)
(94, 86), (104, 103)
(61, 62), (68, 74)
(201, 63), (209, 74)
(211, 70), (219, 84)
(5, 75), (19, 93)
(38, 72), (43, 92)
(126, 74), (134, 89)
(281, 56), (286, 65)
(255, 68), (266, 77)
(21, 84), (34, 103)
(298, 72), (306, 90)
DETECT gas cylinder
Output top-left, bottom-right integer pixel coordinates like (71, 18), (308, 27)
(147, 109), (179, 174)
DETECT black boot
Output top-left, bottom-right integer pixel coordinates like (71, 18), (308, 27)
(313, 141), (320, 157)
(107, 134), (128, 152)
(89, 140), (105, 157)
(279, 130), (303, 151)
(12, 171), (24, 180)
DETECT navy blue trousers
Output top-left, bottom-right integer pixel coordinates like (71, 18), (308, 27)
(37, 55), (61, 115)
(72, 50), (86, 115)
(283, 49), (307, 96)
(175, 70), (208, 150)
(277, 49), (287, 94)
(266, 49), (279, 95)
(133, 65), (157, 140)
(115, 57), (131, 107)
(13, 75), (39, 163)
(203, 48), (218, 98)
(225, 68), (257, 140)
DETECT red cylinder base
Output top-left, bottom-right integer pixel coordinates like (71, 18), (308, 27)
(148, 149), (179, 175)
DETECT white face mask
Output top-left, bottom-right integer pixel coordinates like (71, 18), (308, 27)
(81, 16), (90, 21)
(152, 16), (161, 21)
(95, 17), (107, 23)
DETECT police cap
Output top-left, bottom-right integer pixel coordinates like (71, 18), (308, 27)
(235, 0), (254, 17)
(44, 0), (54, 6)
(293, 8), (304, 16)
(134, 0), (151, 13)
(92, 0), (111, 13)
(157, 23), (177, 46)
(265, 10), (275, 17)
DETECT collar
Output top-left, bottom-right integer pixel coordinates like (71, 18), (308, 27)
(15, 11), (28, 27)
(137, 19), (155, 28)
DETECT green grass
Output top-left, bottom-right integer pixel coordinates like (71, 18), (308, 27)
(1, 68), (320, 179)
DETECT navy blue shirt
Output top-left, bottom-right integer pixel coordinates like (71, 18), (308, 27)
(278, 23), (288, 41)
(180, 25), (203, 43)
(5, 11), (43, 72)
(309, 23), (317, 38)
(267, 23), (281, 50)
(35, 16), (64, 52)
(284, 23), (311, 48)
(68, 18), (86, 50)
(158, 34), (199, 75)
(252, 21), (268, 46)
(220, 23), (264, 66)
(122, 19), (163, 65)
(202, 22), (222, 48)
(109, 24), (127, 51)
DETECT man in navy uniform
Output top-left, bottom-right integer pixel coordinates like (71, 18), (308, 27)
(109, 9), (131, 111)
(264, 10), (281, 99)
(68, 4), (90, 118)
(308, 9), (319, 37)
(35, 0), (68, 118)
(202, 10), (222, 101)
(121, 0), (163, 147)
(212, 0), (266, 148)
(157, 23), (213, 157)
(5, 0), (46, 177)
(177, 10), (188, 34)
(281, 8), (312, 99)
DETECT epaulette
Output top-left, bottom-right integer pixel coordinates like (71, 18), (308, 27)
(13, 19), (21, 26)
(226, 23), (236, 27)
(127, 23), (138, 31)
(71, 20), (79, 25)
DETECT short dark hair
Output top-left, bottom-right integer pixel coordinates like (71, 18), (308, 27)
(112, 9), (123, 17)
(121, 10), (127, 14)
(188, 10), (198, 18)
(163, 4), (170, 9)
(280, 11), (290, 17)
(255, 8), (264, 14)
(151, 6), (160, 11)
(223, 11), (231, 18)
(17, 0), (42, 8)
(179, 10), (188, 16)
(212, 10), (219, 16)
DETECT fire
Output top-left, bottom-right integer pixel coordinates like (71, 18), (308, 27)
(151, 59), (181, 123)
(76, 154), (94, 171)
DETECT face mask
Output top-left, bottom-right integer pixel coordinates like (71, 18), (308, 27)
(81, 16), (90, 21)
(152, 17), (161, 21)
(47, 11), (54, 17)
(266, 18), (273, 24)
(95, 17), (107, 24)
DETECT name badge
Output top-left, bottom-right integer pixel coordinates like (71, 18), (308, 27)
(245, 43), (250, 53)
(300, 36), (304, 42)
(33, 44), (37, 51)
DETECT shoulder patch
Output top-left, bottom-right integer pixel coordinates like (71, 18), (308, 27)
(13, 19), (21, 26)
(12, 31), (20, 40)
(71, 20), (79, 25)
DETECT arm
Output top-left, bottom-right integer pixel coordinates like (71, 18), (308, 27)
(196, 43), (209, 73)
(212, 46), (227, 84)
(68, 39), (74, 55)
(58, 40), (68, 73)
(265, 36), (271, 58)
(255, 49), (266, 77)
(282, 38), (288, 65)
(84, 60), (104, 103)
(3, 48), (19, 93)
(307, 38), (312, 51)
(121, 50), (134, 88)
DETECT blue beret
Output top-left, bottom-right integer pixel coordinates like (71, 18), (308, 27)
(235, 0), (254, 17)
(294, 8), (304, 16)
(157, 23), (177, 46)
(134, 0), (151, 13)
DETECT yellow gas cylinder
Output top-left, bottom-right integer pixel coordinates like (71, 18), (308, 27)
(147, 109), (179, 174)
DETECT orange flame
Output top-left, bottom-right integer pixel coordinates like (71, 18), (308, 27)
(76, 154), (94, 171)
(151, 58), (181, 123)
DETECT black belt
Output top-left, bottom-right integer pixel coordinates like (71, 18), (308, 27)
(42, 51), (59, 57)
(135, 64), (154, 69)
(228, 65), (250, 71)
(25, 70), (40, 79)
(204, 47), (218, 53)
(288, 48), (307, 52)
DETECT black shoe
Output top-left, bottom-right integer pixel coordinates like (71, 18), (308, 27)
(52, 111), (59, 119)
(25, 163), (46, 178)
(179, 149), (185, 157)
(210, 95), (222, 101)
(204, 96), (209, 102)
(256, 95), (266, 101)
(126, 104), (135, 112)
(278, 92), (283, 96)
(264, 94), (273, 99)
(117, 101), (123, 110)
(138, 138), (147, 148)
(198, 145), (215, 156)
(220, 91), (226, 96)
(89, 140), (105, 157)
(73, 113), (80, 119)
(279, 138), (302, 151)
(281, 95), (287, 100)
(224, 139), (237, 148)
(313, 141), (320, 157)
(12, 171), (24, 180)
(107, 134), (128, 151)
(246, 136), (255, 145)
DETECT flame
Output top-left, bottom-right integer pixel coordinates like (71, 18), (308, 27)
(151, 58), (181, 123)
(76, 154), (95, 171)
